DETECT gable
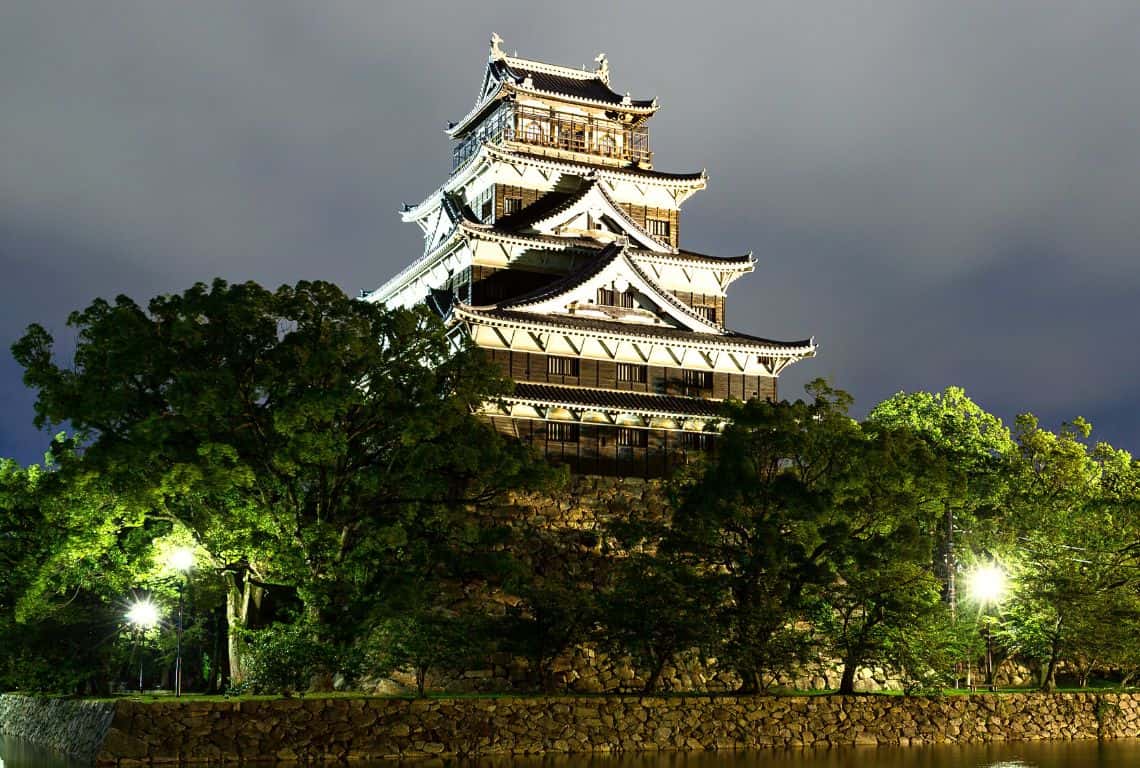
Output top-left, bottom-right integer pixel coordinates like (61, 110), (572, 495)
(526, 182), (672, 253)
(503, 245), (723, 335)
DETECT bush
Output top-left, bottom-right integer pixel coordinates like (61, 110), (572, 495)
(236, 622), (344, 695)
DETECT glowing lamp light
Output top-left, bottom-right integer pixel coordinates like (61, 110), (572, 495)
(127, 599), (160, 629)
(169, 547), (195, 572)
(967, 564), (1007, 605)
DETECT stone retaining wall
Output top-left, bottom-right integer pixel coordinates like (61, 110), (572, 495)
(5, 692), (1140, 765)
(0, 694), (116, 763)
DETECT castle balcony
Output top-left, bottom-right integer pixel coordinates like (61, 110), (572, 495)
(452, 102), (651, 172)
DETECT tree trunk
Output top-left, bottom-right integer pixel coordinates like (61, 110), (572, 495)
(1040, 618), (1065, 693)
(839, 661), (857, 695)
(1042, 640), (1062, 693)
(210, 605), (226, 693)
(736, 668), (760, 694)
(416, 666), (427, 698)
(224, 569), (267, 686)
(644, 653), (668, 694)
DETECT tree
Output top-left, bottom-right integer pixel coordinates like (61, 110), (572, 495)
(597, 552), (719, 693)
(813, 426), (948, 694)
(12, 279), (549, 684)
(0, 450), (142, 694)
(667, 380), (861, 693)
(370, 609), (490, 697)
(998, 415), (1140, 691)
(499, 526), (603, 692)
(868, 387), (1014, 612)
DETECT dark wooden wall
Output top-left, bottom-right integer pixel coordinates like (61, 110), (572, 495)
(668, 290), (726, 325)
(617, 203), (680, 247)
(485, 416), (714, 478)
(485, 349), (775, 401)
(494, 185), (543, 221)
(470, 266), (557, 305)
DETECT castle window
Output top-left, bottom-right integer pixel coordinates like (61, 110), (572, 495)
(682, 432), (714, 450)
(695, 305), (718, 323)
(597, 133), (616, 156)
(683, 370), (713, 389)
(547, 356), (580, 377)
(547, 422), (579, 443)
(616, 363), (647, 383)
(597, 287), (635, 308)
(524, 121), (545, 144)
(647, 218), (671, 239)
(616, 428), (648, 447)
(504, 197), (523, 215)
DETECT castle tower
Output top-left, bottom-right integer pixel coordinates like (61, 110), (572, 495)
(365, 35), (816, 476)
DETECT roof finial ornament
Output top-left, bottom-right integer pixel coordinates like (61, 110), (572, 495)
(621, 92), (632, 106)
(490, 32), (505, 61)
(594, 52), (610, 85)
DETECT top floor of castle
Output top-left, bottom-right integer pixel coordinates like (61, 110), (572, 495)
(448, 33), (659, 174)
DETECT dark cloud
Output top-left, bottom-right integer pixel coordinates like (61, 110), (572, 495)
(3, 1), (1138, 464)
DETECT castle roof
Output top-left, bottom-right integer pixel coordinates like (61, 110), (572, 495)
(509, 382), (726, 420)
(448, 37), (657, 138)
(463, 307), (814, 355)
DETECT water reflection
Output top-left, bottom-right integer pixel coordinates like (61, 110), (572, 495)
(0, 736), (84, 768)
(474, 742), (1140, 768)
(3, 736), (1140, 768)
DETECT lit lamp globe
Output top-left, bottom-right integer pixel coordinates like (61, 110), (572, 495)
(127, 599), (160, 629)
(967, 564), (1007, 605)
(169, 547), (195, 573)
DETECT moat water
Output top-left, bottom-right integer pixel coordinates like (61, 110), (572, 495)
(5, 735), (1140, 767)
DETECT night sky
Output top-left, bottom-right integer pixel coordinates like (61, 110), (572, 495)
(3, 2), (1139, 465)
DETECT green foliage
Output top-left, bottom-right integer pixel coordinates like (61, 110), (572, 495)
(7, 292), (1140, 700)
(666, 379), (862, 692)
(813, 424), (949, 693)
(0, 452), (134, 694)
(995, 415), (1140, 690)
(11, 278), (553, 687)
(368, 610), (491, 697)
(890, 609), (977, 694)
(499, 527), (603, 692)
(234, 622), (345, 696)
(597, 553), (719, 692)
(868, 387), (1014, 592)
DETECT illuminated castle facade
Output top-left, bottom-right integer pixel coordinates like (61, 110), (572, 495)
(365, 35), (815, 476)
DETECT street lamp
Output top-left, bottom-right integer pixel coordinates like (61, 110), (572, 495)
(168, 547), (195, 697)
(967, 564), (1007, 606)
(965, 562), (1008, 691)
(126, 599), (160, 693)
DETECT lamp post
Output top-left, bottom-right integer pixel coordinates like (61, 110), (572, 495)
(126, 599), (160, 693)
(169, 547), (195, 697)
(966, 563), (1007, 691)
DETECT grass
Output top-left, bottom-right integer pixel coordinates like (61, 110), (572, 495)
(21, 680), (1140, 704)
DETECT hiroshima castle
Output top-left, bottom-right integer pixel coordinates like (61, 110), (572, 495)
(365, 35), (816, 476)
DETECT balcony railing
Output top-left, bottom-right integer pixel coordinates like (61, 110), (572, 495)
(452, 103), (651, 172)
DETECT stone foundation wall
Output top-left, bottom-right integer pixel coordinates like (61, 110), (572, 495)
(0, 694), (115, 763)
(89, 692), (1140, 764)
(7, 692), (1140, 764)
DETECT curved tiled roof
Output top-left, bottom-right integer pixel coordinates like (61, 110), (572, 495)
(494, 178), (593, 231)
(492, 242), (724, 333)
(628, 247), (754, 270)
(449, 56), (657, 140)
(491, 146), (706, 185)
(497, 59), (652, 110)
(460, 306), (816, 356)
(510, 382), (726, 419)
(498, 243), (626, 309)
